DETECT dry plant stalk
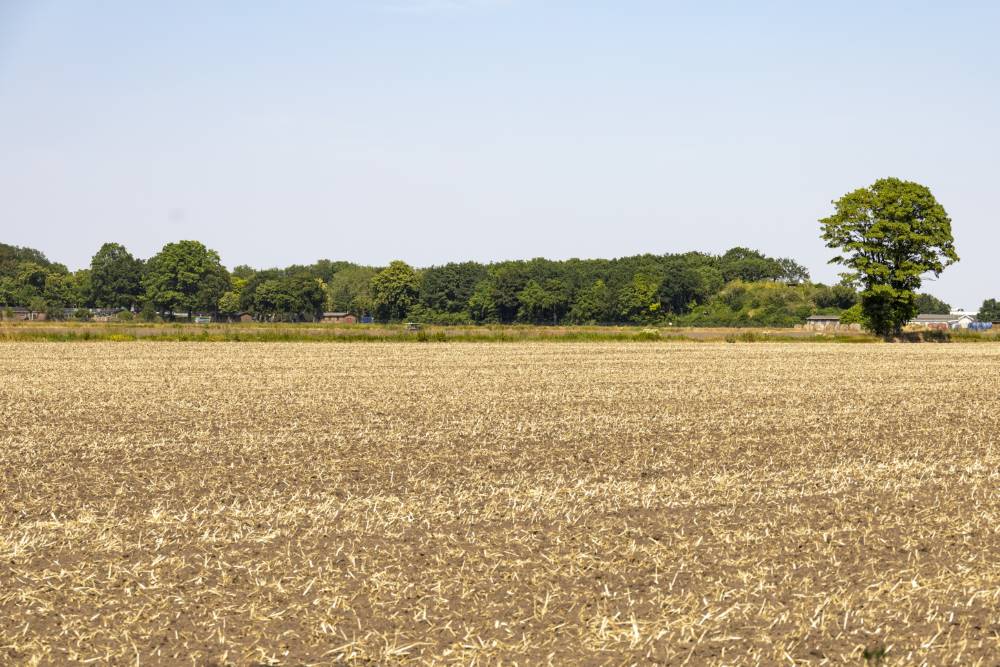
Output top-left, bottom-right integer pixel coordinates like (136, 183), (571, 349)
(0, 342), (998, 664)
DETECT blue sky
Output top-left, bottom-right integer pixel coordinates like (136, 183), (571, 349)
(1, 1), (997, 307)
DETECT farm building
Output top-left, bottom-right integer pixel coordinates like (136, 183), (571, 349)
(91, 308), (126, 322)
(804, 314), (841, 329)
(321, 312), (357, 324)
(2, 307), (30, 321)
(238, 312), (254, 323)
(910, 313), (977, 329)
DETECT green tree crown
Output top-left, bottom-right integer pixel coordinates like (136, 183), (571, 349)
(820, 178), (958, 336)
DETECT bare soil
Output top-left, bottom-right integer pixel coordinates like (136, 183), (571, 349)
(1, 343), (998, 664)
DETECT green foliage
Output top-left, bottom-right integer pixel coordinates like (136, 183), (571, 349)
(858, 284), (917, 336)
(115, 310), (134, 321)
(467, 280), (498, 323)
(405, 304), (472, 325)
(839, 303), (864, 325)
(658, 253), (724, 314)
(0, 243), (59, 278)
(42, 272), (77, 307)
(976, 298), (1000, 322)
(70, 269), (94, 308)
(681, 280), (845, 327)
(90, 243), (144, 309)
(28, 296), (47, 314)
(218, 291), (242, 314)
(1, 240), (848, 328)
(720, 247), (792, 282)
(420, 262), (488, 314)
(775, 257), (810, 284)
(249, 273), (326, 321)
(327, 265), (376, 316)
(142, 240), (230, 316)
(920, 328), (950, 343)
(813, 284), (858, 310)
(568, 279), (612, 323)
(616, 274), (661, 323)
(913, 292), (951, 314)
(517, 279), (569, 324)
(139, 301), (158, 322)
(371, 260), (420, 321)
(488, 264), (530, 323)
(820, 178), (958, 336)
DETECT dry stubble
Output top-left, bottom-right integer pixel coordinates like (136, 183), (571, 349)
(1, 342), (998, 665)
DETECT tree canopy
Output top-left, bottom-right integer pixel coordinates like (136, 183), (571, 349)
(371, 261), (420, 321)
(2, 238), (881, 328)
(142, 241), (230, 315)
(90, 242), (144, 309)
(978, 299), (1000, 323)
(820, 178), (958, 336)
(913, 293), (952, 315)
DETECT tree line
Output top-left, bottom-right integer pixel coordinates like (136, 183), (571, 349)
(0, 239), (973, 326)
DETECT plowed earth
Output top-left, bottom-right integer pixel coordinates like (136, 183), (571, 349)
(1, 343), (998, 664)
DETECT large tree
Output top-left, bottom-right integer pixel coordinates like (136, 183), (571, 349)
(90, 242), (144, 309)
(568, 279), (612, 323)
(327, 265), (376, 315)
(142, 240), (230, 316)
(517, 278), (569, 324)
(371, 260), (420, 321)
(419, 262), (488, 314)
(820, 178), (958, 336)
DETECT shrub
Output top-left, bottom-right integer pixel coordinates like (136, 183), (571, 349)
(74, 308), (92, 321)
(44, 303), (64, 321)
(139, 302), (158, 322)
(922, 328), (950, 343)
(839, 303), (864, 325)
(116, 310), (134, 322)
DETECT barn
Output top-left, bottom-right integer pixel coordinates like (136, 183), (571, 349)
(804, 314), (841, 330)
(910, 313), (976, 330)
(321, 312), (357, 324)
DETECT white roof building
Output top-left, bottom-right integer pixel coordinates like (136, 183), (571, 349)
(910, 313), (977, 329)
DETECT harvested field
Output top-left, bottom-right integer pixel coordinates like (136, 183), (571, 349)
(1, 342), (998, 665)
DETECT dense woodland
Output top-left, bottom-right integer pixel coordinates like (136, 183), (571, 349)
(0, 240), (970, 326)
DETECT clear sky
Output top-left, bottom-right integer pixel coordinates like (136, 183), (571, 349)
(1, 1), (997, 307)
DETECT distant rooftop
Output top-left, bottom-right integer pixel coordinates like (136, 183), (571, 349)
(913, 313), (976, 321)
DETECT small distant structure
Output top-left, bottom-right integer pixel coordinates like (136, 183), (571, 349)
(804, 314), (841, 330)
(910, 313), (976, 330)
(193, 315), (212, 324)
(91, 308), (125, 322)
(405, 322), (422, 331)
(238, 312), (254, 323)
(321, 311), (356, 324)
(3, 307), (30, 321)
(359, 315), (374, 324)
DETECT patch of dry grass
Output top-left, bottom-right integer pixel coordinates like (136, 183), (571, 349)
(1, 343), (998, 664)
